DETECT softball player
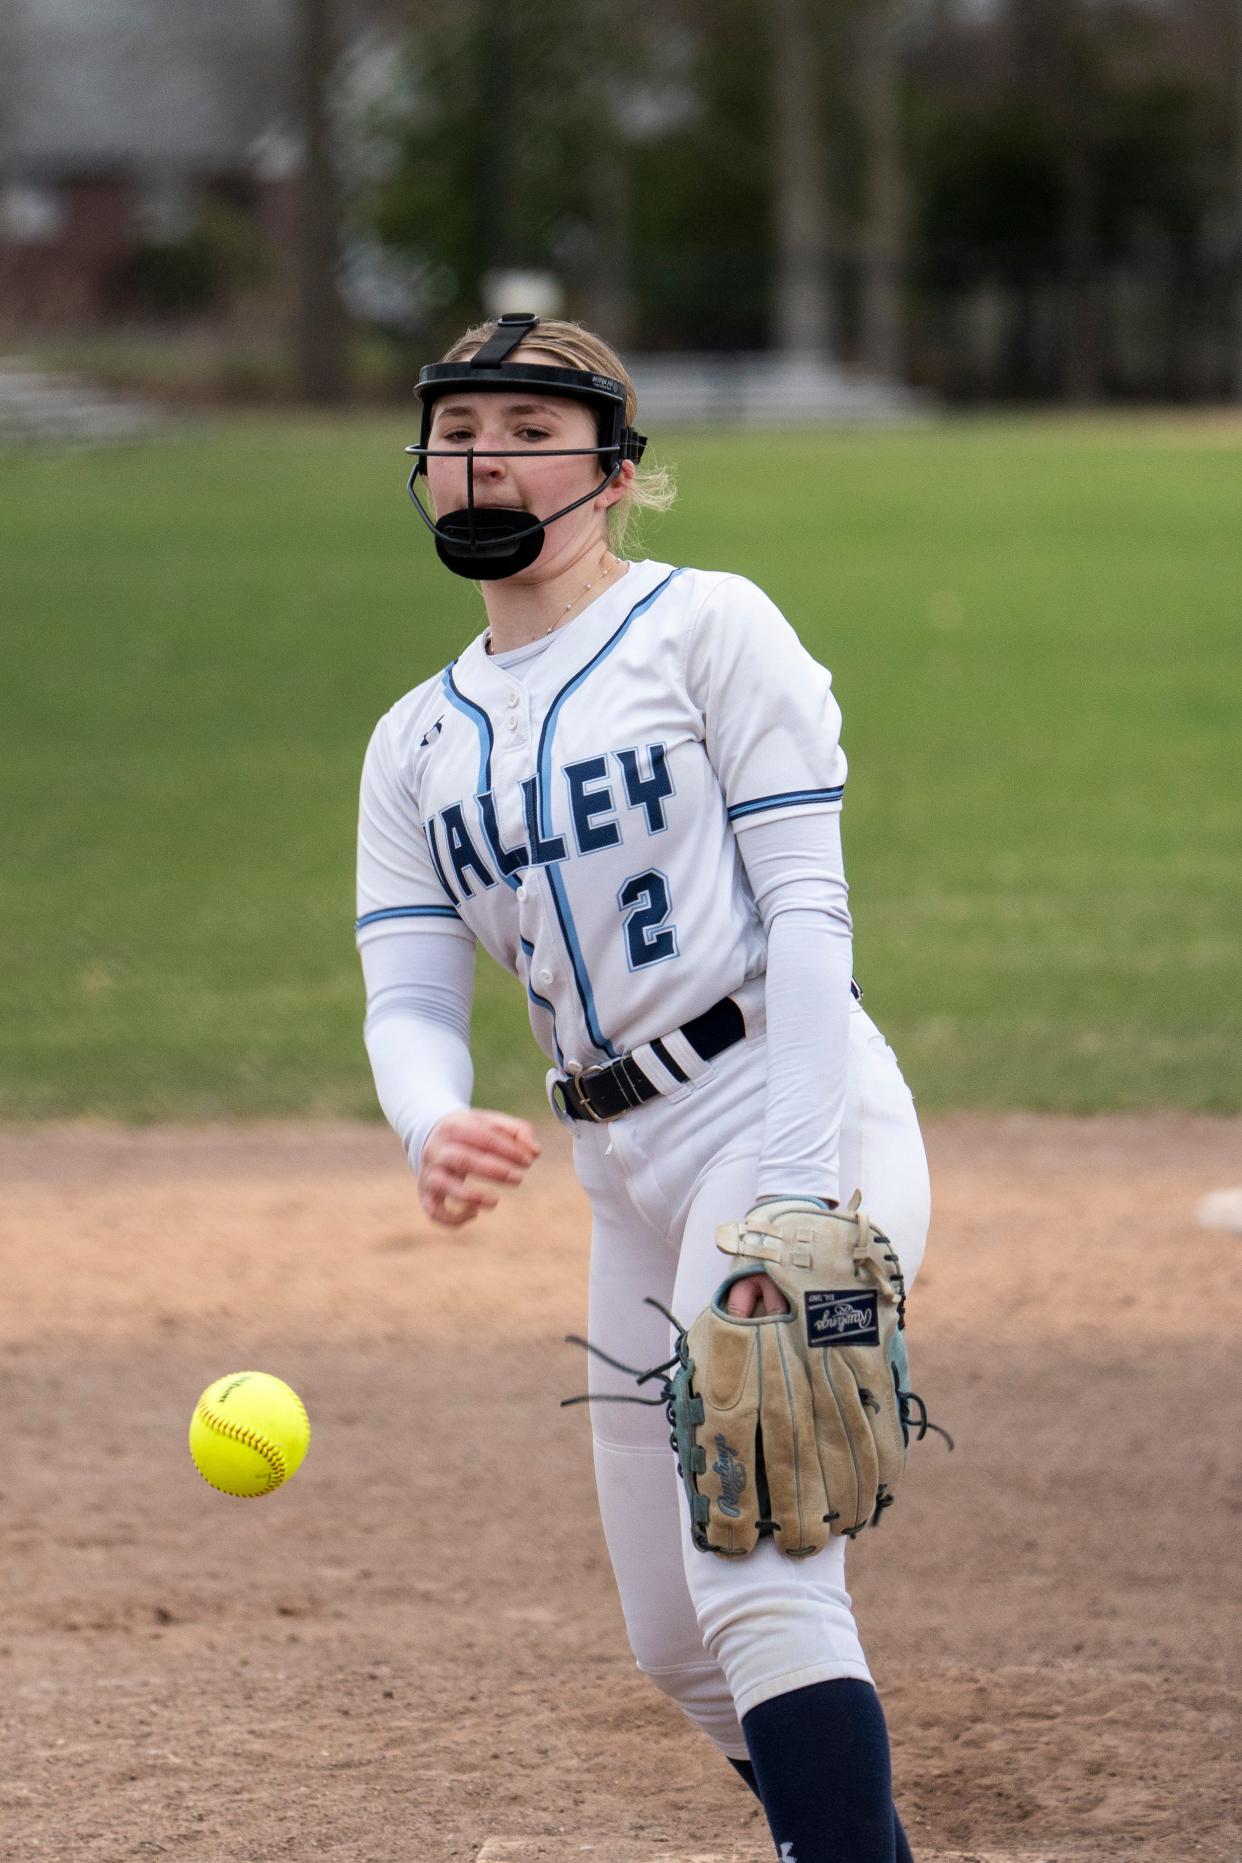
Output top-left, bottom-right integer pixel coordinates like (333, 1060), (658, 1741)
(357, 314), (930, 1863)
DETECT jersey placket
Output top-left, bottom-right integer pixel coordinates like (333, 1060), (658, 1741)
(493, 677), (568, 1045)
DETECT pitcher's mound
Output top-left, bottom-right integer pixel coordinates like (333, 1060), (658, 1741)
(477, 1842), (1056, 1862)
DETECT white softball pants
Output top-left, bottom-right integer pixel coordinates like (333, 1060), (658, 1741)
(568, 1000), (931, 1762)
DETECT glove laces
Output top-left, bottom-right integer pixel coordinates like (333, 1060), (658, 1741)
(559, 1297), (687, 1409)
(560, 1295), (954, 1539)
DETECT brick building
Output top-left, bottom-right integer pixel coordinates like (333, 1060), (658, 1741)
(0, 0), (297, 330)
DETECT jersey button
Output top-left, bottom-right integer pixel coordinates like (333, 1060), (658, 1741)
(538, 968), (553, 985)
(516, 883), (527, 900)
(506, 690), (520, 708)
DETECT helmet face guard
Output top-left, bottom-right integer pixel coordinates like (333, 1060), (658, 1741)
(405, 312), (647, 580)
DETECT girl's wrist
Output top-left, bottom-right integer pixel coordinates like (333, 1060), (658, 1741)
(753, 1193), (838, 1211)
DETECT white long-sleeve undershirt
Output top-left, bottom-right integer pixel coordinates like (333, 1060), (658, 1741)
(361, 931), (475, 1172)
(736, 810), (853, 1201)
(359, 810), (853, 1199)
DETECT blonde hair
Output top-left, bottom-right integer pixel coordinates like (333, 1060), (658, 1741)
(440, 318), (676, 555)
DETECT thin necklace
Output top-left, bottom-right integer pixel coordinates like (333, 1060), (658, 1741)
(485, 560), (613, 655)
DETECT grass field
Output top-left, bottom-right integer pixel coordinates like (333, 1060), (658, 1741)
(2, 411), (1238, 1120)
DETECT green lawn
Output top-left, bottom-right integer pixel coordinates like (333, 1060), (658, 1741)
(2, 411), (1238, 1120)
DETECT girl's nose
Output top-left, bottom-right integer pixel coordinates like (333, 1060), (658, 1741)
(464, 435), (505, 475)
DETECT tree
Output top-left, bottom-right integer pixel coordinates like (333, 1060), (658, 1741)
(1006, 0), (1103, 399)
(295, 0), (349, 402)
(858, 0), (907, 378)
(1234, 0), (1242, 395)
(771, 0), (834, 355)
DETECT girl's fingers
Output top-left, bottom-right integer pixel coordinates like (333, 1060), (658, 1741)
(725, 1274), (790, 1317)
(477, 1111), (541, 1152)
(471, 1123), (540, 1165)
(424, 1188), (491, 1227)
(434, 1116), (539, 1169)
(466, 1136), (536, 1173)
(434, 1143), (525, 1185)
(428, 1173), (497, 1210)
(726, 1278), (760, 1317)
(422, 1163), (501, 1222)
(426, 1199), (470, 1228)
(760, 1275), (790, 1315)
(443, 1193), (498, 1220)
(419, 1110), (541, 1227)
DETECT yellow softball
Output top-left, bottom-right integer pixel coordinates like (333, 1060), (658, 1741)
(188, 1371), (310, 1498)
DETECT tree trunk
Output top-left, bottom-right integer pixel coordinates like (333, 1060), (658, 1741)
(586, 144), (634, 349)
(771, 0), (833, 357)
(1061, 130), (1100, 402)
(1008, 0), (1101, 401)
(294, 0), (348, 404)
(858, 0), (905, 380)
(0, 0), (21, 329)
(478, 0), (516, 285)
(577, 0), (633, 342)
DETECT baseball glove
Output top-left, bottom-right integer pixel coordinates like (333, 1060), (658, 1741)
(563, 1193), (951, 1559)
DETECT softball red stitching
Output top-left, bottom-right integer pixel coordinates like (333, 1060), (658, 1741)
(194, 1400), (290, 1495)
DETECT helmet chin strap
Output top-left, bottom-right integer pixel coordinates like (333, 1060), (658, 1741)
(407, 444), (624, 581)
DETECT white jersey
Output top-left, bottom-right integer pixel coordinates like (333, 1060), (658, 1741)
(355, 559), (848, 1073)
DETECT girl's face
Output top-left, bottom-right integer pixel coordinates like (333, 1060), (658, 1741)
(424, 350), (629, 575)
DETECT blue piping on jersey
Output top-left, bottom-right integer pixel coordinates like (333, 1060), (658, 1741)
(441, 666), (493, 793)
(533, 567), (685, 1058)
(520, 937), (564, 1068)
(355, 904), (461, 929)
(441, 664), (521, 893)
(544, 870), (618, 1058)
(727, 785), (845, 821)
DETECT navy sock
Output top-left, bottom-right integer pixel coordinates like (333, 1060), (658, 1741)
(729, 1755), (762, 1799)
(729, 1742), (913, 1858)
(741, 1678), (908, 1863)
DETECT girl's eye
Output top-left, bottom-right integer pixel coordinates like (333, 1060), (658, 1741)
(440, 428), (473, 443)
(517, 427), (551, 443)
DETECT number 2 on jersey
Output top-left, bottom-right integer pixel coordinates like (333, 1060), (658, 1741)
(618, 869), (678, 969)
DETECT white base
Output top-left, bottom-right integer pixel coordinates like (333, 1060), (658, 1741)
(1196, 1186), (1242, 1234)
(477, 1841), (1054, 1863)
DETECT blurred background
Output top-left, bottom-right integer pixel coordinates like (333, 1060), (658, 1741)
(2, 0), (1239, 1125)
(3, 0), (1242, 406)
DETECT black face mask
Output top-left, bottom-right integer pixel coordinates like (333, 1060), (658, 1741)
(407, 441), (627, 581)
(404, 313), (647, 581)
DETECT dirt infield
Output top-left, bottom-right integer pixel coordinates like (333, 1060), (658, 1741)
(1, 1114), (1238, 1863)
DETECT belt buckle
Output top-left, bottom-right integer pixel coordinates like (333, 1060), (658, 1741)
(571, 1060), (615, 1124)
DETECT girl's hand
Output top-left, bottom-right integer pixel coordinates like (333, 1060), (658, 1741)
(725, 1273), (790, 1318)
(726, 1194), (837, 1314)
(419, 1110), (541, 1228)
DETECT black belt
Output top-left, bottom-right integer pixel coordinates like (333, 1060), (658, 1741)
(552, 981), (862, 1125)
(552, 996), (745, 1124)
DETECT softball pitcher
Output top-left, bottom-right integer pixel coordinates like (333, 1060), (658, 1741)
(356, 313), (935, 1863)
